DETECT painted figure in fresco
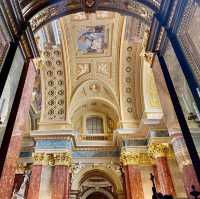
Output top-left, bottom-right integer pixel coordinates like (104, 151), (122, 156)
(78, 26), (106, 53)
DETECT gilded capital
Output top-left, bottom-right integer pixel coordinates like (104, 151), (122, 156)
(53, 152), (72, 167)
(32, 153), (45, 165)
(120, 151), (151, 166)
(16, 162), (27, 174)
(32, 152), (72, 167)
(148, 143), (169, 158)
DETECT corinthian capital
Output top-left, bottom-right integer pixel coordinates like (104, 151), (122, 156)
(53, 152), (72, 167)
(120, 151), (151, 166)
(148, 143), (169, 158)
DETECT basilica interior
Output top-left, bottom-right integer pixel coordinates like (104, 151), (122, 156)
(0, 0), (200, 199)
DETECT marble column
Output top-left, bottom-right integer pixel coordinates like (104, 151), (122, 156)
(51, 152), (71, 199)
(27, 165), (42, 199)
(121, 151), (144, 199)
(123, 166), (131, 199)
(152, 164), (161, 192)
(149, 143), (176, 196)
(0, 60), (36, 199)
(171, 133), (200, 198)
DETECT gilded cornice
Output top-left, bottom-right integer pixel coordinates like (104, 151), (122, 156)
(32, 152), (72, 167)
(120, 151), (151, 166)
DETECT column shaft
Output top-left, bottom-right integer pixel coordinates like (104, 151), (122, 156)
(127, 165), (144, 199)
(0, 61), (36, 199)
(52, 165), (70, 199)
(124, 166), (131, 199)
(156, 157), (176, 196)
(27, 165), (42, 199)
(152, 164), (161, 192)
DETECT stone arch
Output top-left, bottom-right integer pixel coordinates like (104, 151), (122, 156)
(20, 1), (158, 31)
(71, 165), (123, 193)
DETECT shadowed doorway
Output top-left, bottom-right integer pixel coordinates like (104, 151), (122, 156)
(86, 192), (109, 199)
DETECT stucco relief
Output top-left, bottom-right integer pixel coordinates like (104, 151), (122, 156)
(37, 45), (66, 121)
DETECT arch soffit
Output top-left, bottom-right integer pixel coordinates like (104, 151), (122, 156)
(21, 0), (159, 32)
(69, 79), (120, 119)
(71, 165), (123, 192)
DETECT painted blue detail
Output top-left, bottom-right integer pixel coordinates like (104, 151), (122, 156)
(72, 150), (120, 158)
(36, 140), (72, 149)
(20, 151), (32, 158)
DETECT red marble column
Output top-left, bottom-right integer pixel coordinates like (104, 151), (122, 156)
(182, 164), (200, 198)
(127, 165), (144, 199)
(152, 164), (161, 192)
(0, 60), (36, 199)
(170, 132), (200, 198)
(124, 166), (131, 199)
(27, 165), (42, 199)
(156, 157), (176, 196)
(52, 166), (70, 199)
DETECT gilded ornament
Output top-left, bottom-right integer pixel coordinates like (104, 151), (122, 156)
(148, 143), (169, 158)
(53, 152), (72, 167)
(126, 87), (131, 93)
(120, 151), (151, 166)
(32, 153), (45, 165)
(126, 57), (132, 62)
(127, 46), (132, 52)
(125, 67), (131, 72)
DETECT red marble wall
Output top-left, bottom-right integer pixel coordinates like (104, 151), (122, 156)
(27, 165), (42, 199)
(0, 61), (36, 199)
(156, 157), (176, 196)
(52, 166), (70, 199)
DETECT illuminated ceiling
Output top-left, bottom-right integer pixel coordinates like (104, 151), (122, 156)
(32, 10), (163, 138)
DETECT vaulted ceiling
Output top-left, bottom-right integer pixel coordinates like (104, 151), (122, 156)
(32, 10), (163, 135)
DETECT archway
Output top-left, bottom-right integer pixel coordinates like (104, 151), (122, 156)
(86, 192), (109, 199)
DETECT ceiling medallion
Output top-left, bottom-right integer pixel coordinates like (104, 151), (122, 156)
(81, 0), (97, 12)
